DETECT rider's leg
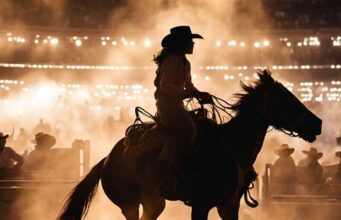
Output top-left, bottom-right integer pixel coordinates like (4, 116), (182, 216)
(157, 102), (196, 193)
(157, 102), (196, 160)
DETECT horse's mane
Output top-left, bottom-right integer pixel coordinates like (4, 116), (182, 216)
(229, 70), (275, 115)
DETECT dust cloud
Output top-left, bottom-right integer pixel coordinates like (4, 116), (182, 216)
(0, 1), (340, 220)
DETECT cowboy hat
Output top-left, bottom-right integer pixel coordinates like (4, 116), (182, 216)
(31, 132), (56, 149)
(274, 144), (295, 156)
(161, 26), (203, 48)
(302, 147), (323, 160)
(0, 132), (9, 139)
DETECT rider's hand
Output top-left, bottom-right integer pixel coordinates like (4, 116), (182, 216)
(197, 92), (213, 104)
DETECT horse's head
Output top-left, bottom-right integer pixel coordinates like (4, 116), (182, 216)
(231, 69), (322, 143)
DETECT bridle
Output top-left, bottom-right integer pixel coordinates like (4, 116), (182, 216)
(262, 82), (309, 137)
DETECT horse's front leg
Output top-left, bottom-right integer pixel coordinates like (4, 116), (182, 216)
(217, 201), (240, 220)
(191, 203), (211, 220)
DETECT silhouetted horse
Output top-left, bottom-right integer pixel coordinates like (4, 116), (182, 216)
(59, 70), (322, 220)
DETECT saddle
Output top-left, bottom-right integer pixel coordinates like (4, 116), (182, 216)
(123, 107), (218, 162)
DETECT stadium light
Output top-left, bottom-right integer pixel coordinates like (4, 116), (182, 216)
(228, 40), (237, 46)
(263, 40), (270, 47)
(144, 38), (152, 47)
(50, 38), (58, 45)
(75, 39), (82, 47)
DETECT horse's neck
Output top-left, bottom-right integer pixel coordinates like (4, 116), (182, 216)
(220, 110), (268, 172)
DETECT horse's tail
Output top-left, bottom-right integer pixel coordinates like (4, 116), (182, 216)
(58, 158), (106, 220)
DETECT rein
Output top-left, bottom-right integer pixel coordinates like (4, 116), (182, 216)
(262, 83), (307, 137)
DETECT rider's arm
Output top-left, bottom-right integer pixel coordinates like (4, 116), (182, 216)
(184, 62), (199, 98)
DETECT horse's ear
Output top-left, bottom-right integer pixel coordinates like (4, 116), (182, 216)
(257, 69), (274, 85)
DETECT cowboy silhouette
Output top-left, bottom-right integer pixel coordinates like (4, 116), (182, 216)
(24, 132), (56, 170)
(124, 26), (213, 192)
(271, 144), (297, 183)
(153, 26), (212, 162)
(298, 147), (324, 183)
(126, 26), (212, 162)
(0, 132), (24, 178)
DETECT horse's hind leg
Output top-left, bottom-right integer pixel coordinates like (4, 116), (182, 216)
(121, 204), (140, 220)
(141, 192), (165, 220)
(217, 202), (240, 220)
(191, 203), (211, 220)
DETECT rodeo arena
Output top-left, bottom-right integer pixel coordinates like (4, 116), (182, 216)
(1, 1), (341, 220)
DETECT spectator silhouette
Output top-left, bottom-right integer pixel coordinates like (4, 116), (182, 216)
(24, 132), (56, 170)
(271, 144), (297, 183)
(33, 118), (52, 134)
(15, 127), (30, 153)
(0, 132), (24, 178)
(298, 147), (324, 183)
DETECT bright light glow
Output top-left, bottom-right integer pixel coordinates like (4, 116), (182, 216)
(263, 40), (270, 47)
(112, 41), (117, 46)
(75, 39), (82, 47)
(101, 41), (107, 46)
(228, 40), (237, 46)
(50, 38), (59, 45)
(216, 41), (222, 47)
(36, 84), (60, 100)
(254, 42), (260, 48)
(144, 38), (152, 47)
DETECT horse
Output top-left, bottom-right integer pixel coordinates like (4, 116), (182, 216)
(58, 70), (322, 220)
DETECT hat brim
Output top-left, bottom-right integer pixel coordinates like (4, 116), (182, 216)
(302, 150), (323, 159)
(161, 33), (204, 47)
(275, 148), (295, 156)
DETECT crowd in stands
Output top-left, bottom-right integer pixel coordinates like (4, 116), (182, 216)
(262, 0), (341, 29)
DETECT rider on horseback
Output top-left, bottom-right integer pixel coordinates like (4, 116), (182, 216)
(153, 26), (212, 165)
